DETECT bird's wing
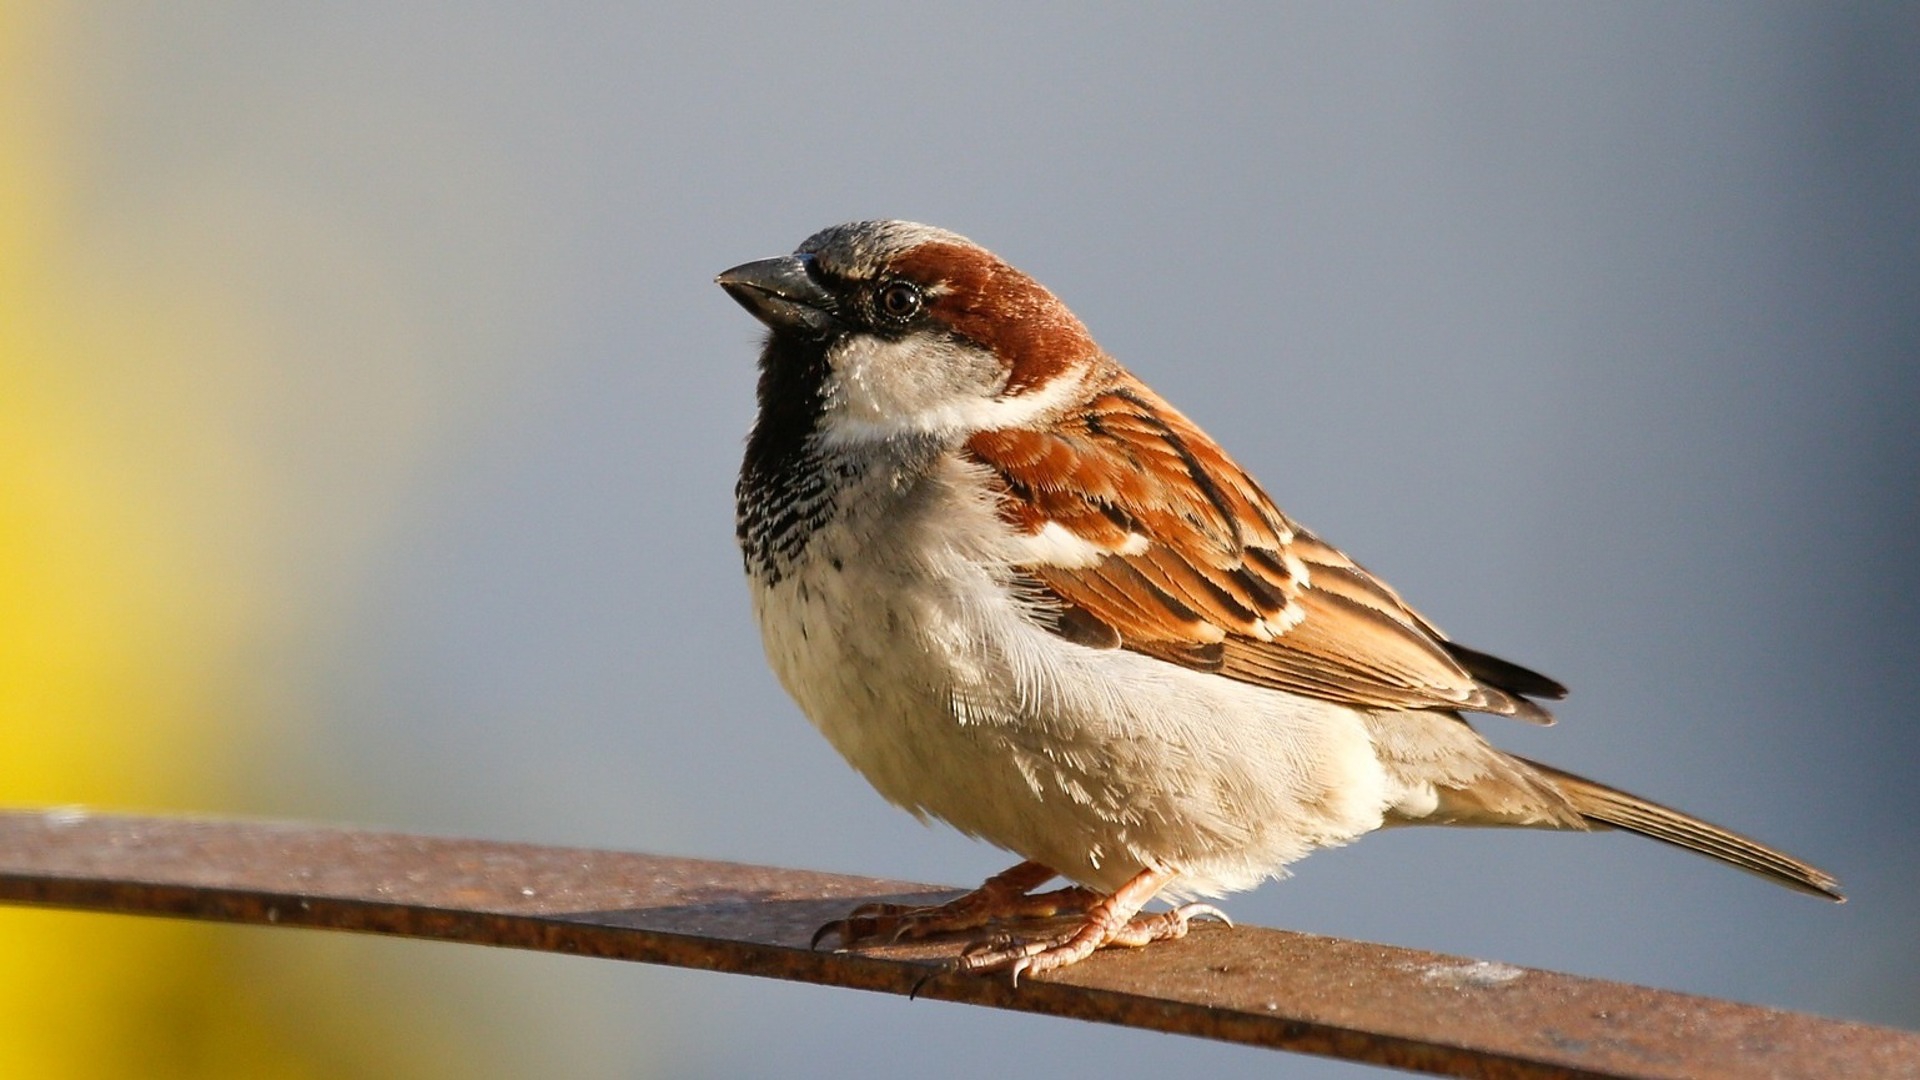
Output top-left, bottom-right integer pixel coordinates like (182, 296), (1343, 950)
(965, 373), (1564, 722)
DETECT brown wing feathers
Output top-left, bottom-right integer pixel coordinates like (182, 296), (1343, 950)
(1443, 641), (1569, 701)
(968, 376), (1559, 722)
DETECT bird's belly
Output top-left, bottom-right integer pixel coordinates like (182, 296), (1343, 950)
(750, 552), (1391, 897)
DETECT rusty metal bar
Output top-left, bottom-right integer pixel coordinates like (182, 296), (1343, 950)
(0, 809), (1910, 1079)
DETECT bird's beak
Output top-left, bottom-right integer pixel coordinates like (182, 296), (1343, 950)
(715, 254), (838, 337)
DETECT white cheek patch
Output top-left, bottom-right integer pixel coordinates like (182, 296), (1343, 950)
(817, 336), (1091, 447)
(825, 335), (999, 433)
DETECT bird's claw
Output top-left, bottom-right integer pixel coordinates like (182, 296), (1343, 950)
(809, 881), (1099, 952)
(809, 901), (926, 950)
(956, 901), (1232, 984)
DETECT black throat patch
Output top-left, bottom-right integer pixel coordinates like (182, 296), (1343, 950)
(736, 332), (835, 583)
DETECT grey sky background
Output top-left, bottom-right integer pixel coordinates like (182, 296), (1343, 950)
(66, 5), (1918, 1077)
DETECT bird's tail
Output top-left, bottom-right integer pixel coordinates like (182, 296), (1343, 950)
(1517, 756), (1844, 901)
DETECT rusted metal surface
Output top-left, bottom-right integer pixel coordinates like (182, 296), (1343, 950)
(0, 809), (1910, 1079)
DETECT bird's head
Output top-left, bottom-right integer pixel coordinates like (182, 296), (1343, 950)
(717, 220), (1102, 449)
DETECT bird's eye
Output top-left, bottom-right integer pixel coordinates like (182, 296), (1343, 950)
(875, 281), (924, 322)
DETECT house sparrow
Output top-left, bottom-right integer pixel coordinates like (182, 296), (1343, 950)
(716, 220), (1842, 982)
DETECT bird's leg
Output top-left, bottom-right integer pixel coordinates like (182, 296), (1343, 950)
(811, 860), (1096, 949)
(953, 866), (1231, 984)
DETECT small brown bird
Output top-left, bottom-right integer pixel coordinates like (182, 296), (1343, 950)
(717, 220), (1841, 982)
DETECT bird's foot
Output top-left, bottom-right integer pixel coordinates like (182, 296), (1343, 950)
(953, 901), (1230, 985)
(811, 860), (1091, 949)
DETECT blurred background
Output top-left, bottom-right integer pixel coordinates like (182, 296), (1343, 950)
(3, 3), (1915, 1077)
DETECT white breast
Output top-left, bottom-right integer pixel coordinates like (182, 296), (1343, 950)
(748, 452), (1392, 897)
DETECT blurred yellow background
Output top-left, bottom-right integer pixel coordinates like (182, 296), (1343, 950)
(2, 6), (481, 1075)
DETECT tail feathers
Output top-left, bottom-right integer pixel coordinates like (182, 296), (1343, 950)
(1518, 756), (1845, 902)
